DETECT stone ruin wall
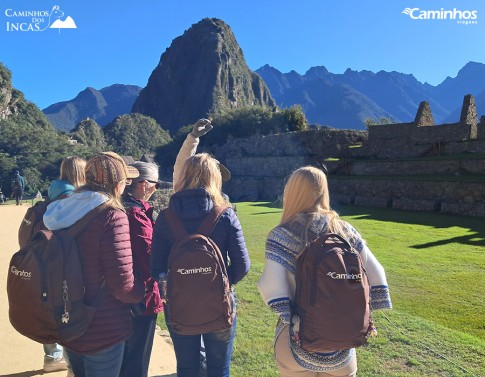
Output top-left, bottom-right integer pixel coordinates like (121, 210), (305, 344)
(213, 95), (485, 217)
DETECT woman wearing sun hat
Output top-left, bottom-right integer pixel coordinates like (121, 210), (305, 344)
(43, 152), (145, 377)
(119, 161), (163, 377)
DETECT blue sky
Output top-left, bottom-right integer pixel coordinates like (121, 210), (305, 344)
(1, 0), (484, 109)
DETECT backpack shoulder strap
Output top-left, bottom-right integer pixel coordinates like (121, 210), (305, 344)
(66, 204), (110, 307)
(197, 206), (229, 237)
(163, 208), (189, 241)
(313, 233), (351, 247)
(67, 203), (110, 238)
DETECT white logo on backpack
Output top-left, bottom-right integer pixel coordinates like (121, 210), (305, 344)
(326, 271), (362, 280)
(177, 267), (212, 275)
(10, 266), (32, 279)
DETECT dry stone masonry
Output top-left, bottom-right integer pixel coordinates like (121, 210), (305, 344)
(214, 95), (485, 217)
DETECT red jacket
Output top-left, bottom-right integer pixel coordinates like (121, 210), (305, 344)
(125, 197), (163, 315)
(61, 209), (145, 354)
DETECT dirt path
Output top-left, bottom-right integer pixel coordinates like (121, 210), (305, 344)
(0, 204), (176, 377)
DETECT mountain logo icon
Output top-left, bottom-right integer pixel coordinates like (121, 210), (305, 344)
(48, 5), (77, 32)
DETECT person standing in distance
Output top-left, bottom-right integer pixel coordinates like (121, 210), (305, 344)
(11, 170), (25, 205)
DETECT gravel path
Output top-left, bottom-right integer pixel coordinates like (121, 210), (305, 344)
(0, 204), (176, 377)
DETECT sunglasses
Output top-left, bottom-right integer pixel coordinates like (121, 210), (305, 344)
(138, 179), (161, 189)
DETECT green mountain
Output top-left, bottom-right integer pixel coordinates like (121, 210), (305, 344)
(0, 63), (85, 195)
(132, 18), (276, 135)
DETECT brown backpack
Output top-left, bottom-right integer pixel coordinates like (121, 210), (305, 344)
(292, 233), (372, 352)
(18, 199), (50, 249)
(7, 205), (107, 344)
(163, 206), (234, 335)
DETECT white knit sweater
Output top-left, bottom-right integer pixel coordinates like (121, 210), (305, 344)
(258, 213), (392, 371)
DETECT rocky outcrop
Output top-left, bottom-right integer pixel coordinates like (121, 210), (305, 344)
(132, 18), (276, 135)
(0, 64), (13, 120)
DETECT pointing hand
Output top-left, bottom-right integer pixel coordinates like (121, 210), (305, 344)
(191, 118), (213, 138)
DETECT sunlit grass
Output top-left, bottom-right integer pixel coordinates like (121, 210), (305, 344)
(158, 203), (485, 376)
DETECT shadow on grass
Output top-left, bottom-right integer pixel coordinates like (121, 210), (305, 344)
(244, 201), (281, 209)
(337, 205), (485, 248)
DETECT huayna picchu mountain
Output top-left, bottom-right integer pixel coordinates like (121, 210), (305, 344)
(43, 84), (142, 132)
(132, 18), (276, 135)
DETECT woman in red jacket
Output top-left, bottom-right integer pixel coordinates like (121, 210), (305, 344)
(120, 161), (163, 377)
(43, 152), (145, 377)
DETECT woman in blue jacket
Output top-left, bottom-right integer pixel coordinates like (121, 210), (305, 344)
(151, 153), (250, 377)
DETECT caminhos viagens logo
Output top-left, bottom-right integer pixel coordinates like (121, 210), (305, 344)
(402, 7), (478, 25)
(4, 5), (77, 32)
(177, 267), (212, 275)
(10, 266), (32, 279)
(326, 271), (362, 280)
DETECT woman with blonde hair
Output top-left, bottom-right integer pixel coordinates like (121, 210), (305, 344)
(42, 156), (87, 376)
(258, 166), (392, 377)
(151, 153), (250, 377)
(60, 156), (86, 187)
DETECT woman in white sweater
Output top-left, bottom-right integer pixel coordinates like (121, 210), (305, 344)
(258, 166), (392, 377)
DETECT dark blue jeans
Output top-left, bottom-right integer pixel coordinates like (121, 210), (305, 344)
(168, 316), (237, 377)
(119, 314), (157, 377)
(13, 188), (23, 205)
(65, 342), (124, 377)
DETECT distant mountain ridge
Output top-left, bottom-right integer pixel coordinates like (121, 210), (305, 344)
(256, 61), (485, 129)
(43, 84), (142, 132)
(41, 46), (485, 131)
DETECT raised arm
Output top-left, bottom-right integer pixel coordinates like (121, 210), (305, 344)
(173, 119), (213, 192)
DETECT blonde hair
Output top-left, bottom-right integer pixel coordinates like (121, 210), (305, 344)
(177, 153), (228, 207)
(60, 156), (86, 188)
(280, 166), (343, 234)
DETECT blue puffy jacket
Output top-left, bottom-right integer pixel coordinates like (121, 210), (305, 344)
(151, 188), (250, 285)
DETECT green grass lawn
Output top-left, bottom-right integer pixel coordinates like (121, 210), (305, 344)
(158, 203), (485, 376)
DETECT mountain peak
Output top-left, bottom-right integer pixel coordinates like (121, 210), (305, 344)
(132, 18), (275, 134)
(457, 61), (485, 77)
(305, 66), (329, 80)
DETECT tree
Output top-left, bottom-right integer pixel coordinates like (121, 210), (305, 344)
(0, 63), (92, 195)
(104, 113), (172, 160)
(71, 118), (109, 152)
(283, 105), (308, 132)
(156, 105), (310, 168)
